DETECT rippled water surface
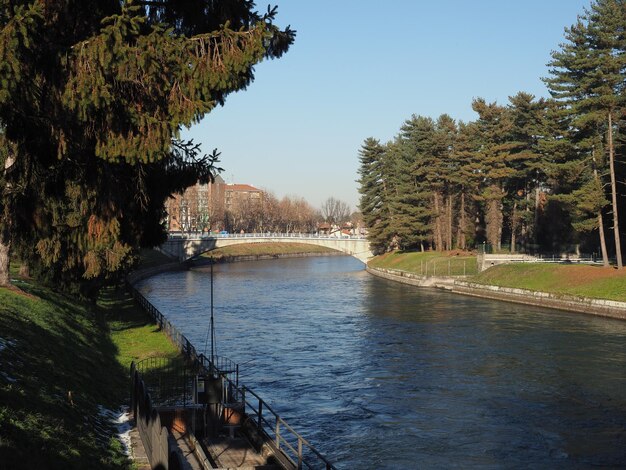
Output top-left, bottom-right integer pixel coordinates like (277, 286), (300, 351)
(137, 256), (626, 468)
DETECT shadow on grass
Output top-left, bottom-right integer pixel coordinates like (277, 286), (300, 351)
(0, 283), (134, 469)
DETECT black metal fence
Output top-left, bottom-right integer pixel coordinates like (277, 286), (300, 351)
(130, 362), (185, 470)
(133, 356), (197, 407)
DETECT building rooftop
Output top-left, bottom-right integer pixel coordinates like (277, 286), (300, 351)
(225, 184), (261, 192)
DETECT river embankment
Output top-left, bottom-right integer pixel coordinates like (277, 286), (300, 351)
(367, 266), (626, 321)
(0, 269), (179, 469)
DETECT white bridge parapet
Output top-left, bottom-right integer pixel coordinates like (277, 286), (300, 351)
(159, 233), (374, 264)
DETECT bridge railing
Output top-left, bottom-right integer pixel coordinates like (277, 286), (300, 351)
(167, 231), (367, 241)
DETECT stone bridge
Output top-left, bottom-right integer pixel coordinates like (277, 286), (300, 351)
(159, 233), (374, 263)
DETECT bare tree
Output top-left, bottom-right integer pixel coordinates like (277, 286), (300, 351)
(206, 191), (316, 234)
(260, 191), (279, 232)
(321, 197), (351, 226)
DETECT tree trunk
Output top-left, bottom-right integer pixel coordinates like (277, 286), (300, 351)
(510, 200), (517, 253)
(447, 194), (453, 250)
(522, 182), (530, 252)
(19, 263), (30, 278)
(497, 188), (504, 251)
(598, 211), (610, 267)
(520, 217), (527, 251)
(608, 112), (622, 268)
(592, 147), (610, 267)
(457, 191), (466, 250)
(433, 193), (443, 251)
(0, 153), (15, 287)
(0, 239), (10, 287)
(534, 172), (540, 247)
(485, 186), (504, 252)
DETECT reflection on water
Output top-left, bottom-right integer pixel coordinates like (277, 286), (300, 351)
(137, 256), (626, 468)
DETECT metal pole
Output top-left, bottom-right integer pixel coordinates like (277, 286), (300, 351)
(210, 262), (215, 366)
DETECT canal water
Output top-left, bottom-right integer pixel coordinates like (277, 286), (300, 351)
(136, 256), (626, 468)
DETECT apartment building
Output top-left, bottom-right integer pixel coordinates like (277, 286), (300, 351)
(166, 176), (263, 232)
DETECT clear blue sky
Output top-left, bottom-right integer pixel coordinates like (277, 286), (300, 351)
(182, 0), (590, 211)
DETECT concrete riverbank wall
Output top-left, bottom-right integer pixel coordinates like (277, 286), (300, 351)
(366, 266), (460, 288)
(367, 266), (626, 321)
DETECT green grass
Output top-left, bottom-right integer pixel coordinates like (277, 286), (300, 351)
(471, 263), (626, 302)
(199, 242), (337, 260)
(369, 250), (479, 276)
(101, 289), (180, 374)
(0, 269), (181, 469)
(472, 263), (569, 291)
(370, 251), (626, 301)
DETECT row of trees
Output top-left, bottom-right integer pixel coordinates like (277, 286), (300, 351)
(358, 0), (626, 268)
(0, 0), (295, 296)
(173, 191), (356, 234)
(219, 192), (322, 233)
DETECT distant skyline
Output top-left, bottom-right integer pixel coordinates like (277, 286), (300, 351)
(182, 0), (591, 211)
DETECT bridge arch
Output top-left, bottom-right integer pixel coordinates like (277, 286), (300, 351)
(159, 234), (373, 264)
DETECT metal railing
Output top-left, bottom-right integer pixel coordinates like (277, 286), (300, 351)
(130, 362), (186, 470)
(238, 384), (335, 470)
(532, 254), (609, 264)
(128, 283), (336, 470)
(478, 252), (607, 264)
(134, 356), (195, 407)
(478, 242), (607, 261)
(412, 258), (477, 277)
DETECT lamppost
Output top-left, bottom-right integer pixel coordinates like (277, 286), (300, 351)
(180, 200), (189, 234)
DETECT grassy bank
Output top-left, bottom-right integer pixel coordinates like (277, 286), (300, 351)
(471, 263), (626, 302)
(0, 264), (179, 469)
(369, 250), (626, 302)
(199, 242), (338, 261)
(369, 250), (479, 276)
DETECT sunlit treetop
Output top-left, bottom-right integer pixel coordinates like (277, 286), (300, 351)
(0, 0), (295, 164)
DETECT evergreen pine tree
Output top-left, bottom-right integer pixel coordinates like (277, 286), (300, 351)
(544, 0), (626, 267)
(471, 98), (516, 251)
(0, 1), (294, 291)
(507, 92), (548, 252)
(358, 138), (391, 254)
(392, 116), (437, 250)
(432, 114), (458, 250)
(385, 139), (429, 251)
(453, 121), (482, 249)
